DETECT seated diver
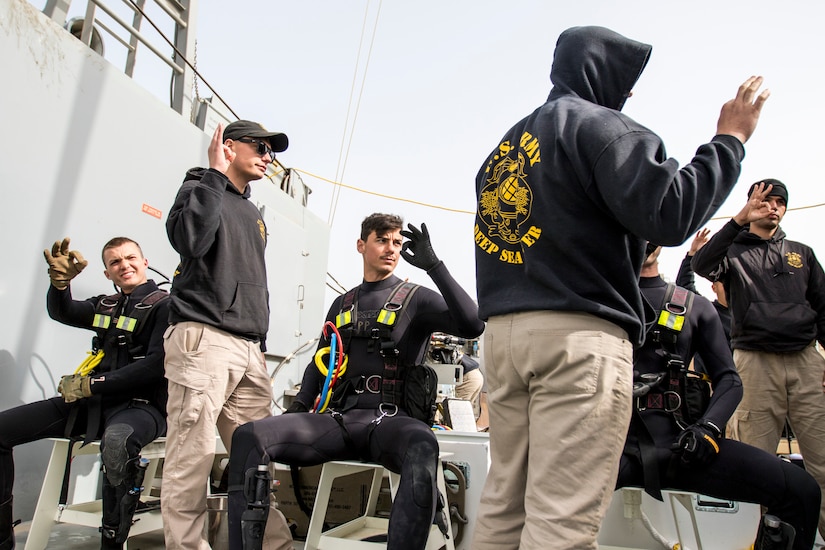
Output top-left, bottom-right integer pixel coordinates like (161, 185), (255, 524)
(226, 213), (485, 550)
(0, 237), (168, 550)
(616, 244), (820, 549)
(429, 333), (484, 419)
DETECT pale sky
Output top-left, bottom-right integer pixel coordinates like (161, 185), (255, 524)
(59, 0), (825, 309)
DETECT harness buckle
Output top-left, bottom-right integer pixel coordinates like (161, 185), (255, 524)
(665, 303), (687, 315)
(663, 391), (682, 412)
(365, 375), (382, 394)
(373, 403), (398, 425)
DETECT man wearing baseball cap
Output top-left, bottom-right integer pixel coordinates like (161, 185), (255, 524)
(162, 120), (293, 549)
(693, 179), (825, 537)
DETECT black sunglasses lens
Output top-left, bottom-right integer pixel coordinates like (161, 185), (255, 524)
(257, 141), (273, 158)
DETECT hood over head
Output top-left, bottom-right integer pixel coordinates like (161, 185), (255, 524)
(549, 26), (652, 111)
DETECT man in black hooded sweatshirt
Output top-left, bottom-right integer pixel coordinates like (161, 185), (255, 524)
(693, 179), (825, 538)
(472, 26), (769, 549)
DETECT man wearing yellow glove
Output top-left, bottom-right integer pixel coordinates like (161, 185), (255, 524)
(0, 237), (169, 550)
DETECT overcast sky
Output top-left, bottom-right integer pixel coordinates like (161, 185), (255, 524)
(57, 0), (825, 309)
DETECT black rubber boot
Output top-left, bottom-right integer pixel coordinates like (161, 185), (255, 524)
(0, 497), (15, 550)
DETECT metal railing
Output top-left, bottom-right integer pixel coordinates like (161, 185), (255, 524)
(42, 0), (196, 118)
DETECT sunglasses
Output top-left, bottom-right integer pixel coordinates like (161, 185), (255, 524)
(236, 137), (276, 161)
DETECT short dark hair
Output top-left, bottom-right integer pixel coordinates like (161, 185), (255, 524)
(360, 213), (403, 241)
(101, 237), (143, 262)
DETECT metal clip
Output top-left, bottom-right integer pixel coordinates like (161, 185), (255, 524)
(372, 403), (398, 425)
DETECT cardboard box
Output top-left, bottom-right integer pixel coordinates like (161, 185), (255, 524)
(272, 464), (392, 540)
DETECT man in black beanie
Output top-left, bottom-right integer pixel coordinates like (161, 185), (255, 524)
(693, 179), (825, 538)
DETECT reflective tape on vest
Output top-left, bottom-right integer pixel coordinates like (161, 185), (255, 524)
(657, 310), (684, 332)
(335, 310), (352, 328)
(115, 316), (138, 332)
(92, 314), (111, 329)
(376, 309), (397, 326)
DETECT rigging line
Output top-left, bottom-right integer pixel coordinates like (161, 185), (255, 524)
(327, 272), (348, 293)
(329, 1), (373, 225)
(708, 201), (825, 222)
(328, 0), (383, 227)
(326, 280), (346, 295)
(298, 168), (475, 214)
(306, 167), (825, 218)
(124, 0), (239, 119)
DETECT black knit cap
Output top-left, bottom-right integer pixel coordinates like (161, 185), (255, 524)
(223, 120), (288, 153)
(748, 178), (788, 205)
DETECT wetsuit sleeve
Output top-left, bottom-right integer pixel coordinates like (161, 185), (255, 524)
(691, 219), (743, 279)
(675, 254), (698, 294)
(692, 297), (742, 428)
(593, 133), (745, 246)
(46, 285), (98, 330)
(88, 300), (169, 395)
(424, 262), (486, 338)
(166, 169), (228, 259)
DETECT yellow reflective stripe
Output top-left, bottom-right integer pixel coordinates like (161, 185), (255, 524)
(376, 309), (396, 326)
(657, 311), (684, 332)
(335, 310), (352, 328)
(92, 314), (111, 329)
(116, 316), (137, 332)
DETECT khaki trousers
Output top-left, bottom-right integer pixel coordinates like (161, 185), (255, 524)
(730, 344), (825, 536)
(455, 368), (484, 418)
(161, 322), (292, 550)
(471, 311), (633, 550)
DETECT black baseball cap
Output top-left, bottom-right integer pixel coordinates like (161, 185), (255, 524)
(223, 120), (288, 153)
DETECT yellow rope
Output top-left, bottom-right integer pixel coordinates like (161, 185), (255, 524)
(270, 167), (825, 219)
(293, 169), (475, 215)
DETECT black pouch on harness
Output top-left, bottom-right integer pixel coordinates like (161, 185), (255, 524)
(683, 372), (711, 424)
(401, 365), (438, 425)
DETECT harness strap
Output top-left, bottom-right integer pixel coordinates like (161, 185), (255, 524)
(377, 282), (420, 411)
(634, 283), (695, 500)
(328, 281), (419, 414)
(632, 409), (664, 501)
(58, 433), (82, 509)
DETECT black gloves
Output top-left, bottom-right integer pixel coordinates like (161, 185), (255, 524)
(672, 420), (721, 467)
(285, 401), (309, 414)
(400, 223), (440, 271)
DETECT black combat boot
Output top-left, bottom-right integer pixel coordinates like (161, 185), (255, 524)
(0, 497), (16, 550)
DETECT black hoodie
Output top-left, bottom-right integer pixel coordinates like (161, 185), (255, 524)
(474, 26), (746, 345)
(166, 167), (270, 345)
(692, 219), (825, 352)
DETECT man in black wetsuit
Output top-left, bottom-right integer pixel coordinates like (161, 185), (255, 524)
(0, 237), (168, 550)
(226, 213), (485, 550)
(617, 245), (820, 549)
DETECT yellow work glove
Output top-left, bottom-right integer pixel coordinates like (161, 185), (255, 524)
(43, 237), (88, 290)
(57, 374), (92, 403)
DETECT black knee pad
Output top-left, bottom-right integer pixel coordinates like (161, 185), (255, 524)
(101, 424), (135, 486)
(405, 433), (439, 509)
(228, 423), (259, 488)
